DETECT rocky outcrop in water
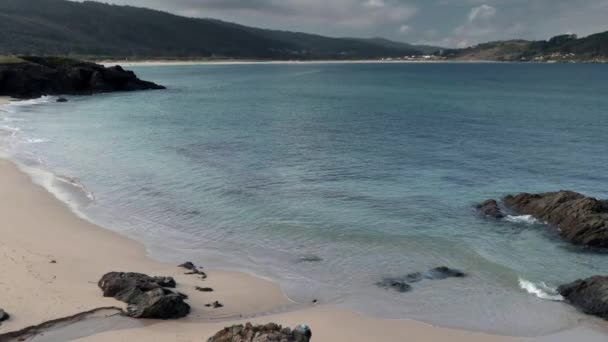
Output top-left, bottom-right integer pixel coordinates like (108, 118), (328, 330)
(98, 272), (190, 319)
(476, 199), (505, 219)
(503, 191), (608, 247)
(0, 308), (9, 324)
(0, 56), (164, 99)
(207, 323), (312, 342)
(558, 275), (608, 320)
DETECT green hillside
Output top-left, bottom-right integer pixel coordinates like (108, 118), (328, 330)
(0, 0), (431, 59)
(441, 33), (608, 62)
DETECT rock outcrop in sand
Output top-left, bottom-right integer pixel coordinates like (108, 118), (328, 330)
(503, 191), (608, 247)
(558, 275), (608, 320)
(0, 56), (164, 99)
(98, 272), (190, 319)
(0, 308), (9, 324)
(207, 323), (312, 342)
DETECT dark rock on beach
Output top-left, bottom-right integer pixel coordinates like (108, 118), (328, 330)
(476, 199), (505, 219)
(98, 272), (190, 319)
(56, 97), (68, 103)
(205, 301), (224, 309)
(558, 275), (608, 320)
(503, 191), (608, 247)
(179, 261), (207, 278)
(179, 261), (198, 271)
(0, 56), (164, 99)
(207, 323), (312, 342)
(196, 286), (214, 292)
(0, 308), (9, 324)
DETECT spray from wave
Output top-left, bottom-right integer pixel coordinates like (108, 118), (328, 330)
(505, 215), (539, 224)
(518, 278), (563, 301)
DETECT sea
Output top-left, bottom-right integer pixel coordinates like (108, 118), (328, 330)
(1, 62), (608, 336)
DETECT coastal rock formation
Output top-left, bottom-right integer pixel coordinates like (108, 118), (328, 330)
(207, 323), (312, 342)
(98, 272), (190, 319)
(476, 199), (505, 219)
(0, 56), (164, 99)
(503, 191), (608, 247)
(558, 276), (608, 319)
(0, 308), (9, 324)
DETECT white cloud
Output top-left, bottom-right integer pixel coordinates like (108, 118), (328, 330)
(468, 4), (496, 22)
(399, 25), (411, 34)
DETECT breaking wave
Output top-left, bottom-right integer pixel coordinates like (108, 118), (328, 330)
(518, 278), (563, 301)
(505, 215), (539, 224)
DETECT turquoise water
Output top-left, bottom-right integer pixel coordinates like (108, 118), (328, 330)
(2, 63), (608, 335)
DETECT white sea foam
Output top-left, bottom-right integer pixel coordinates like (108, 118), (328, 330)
(505, 215), (539, 224)
(24, 138), (49, 144)
(519, 278), (563, 301)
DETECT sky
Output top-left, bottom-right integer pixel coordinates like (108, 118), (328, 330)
(92, 0), (608, 48)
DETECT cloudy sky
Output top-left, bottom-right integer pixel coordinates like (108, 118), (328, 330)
(95, 0), (608, 47)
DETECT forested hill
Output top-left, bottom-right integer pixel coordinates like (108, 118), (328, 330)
(440, 32), (608, 62)
(0, 0), (431, 59)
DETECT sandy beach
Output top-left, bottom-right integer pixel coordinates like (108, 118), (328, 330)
(0, 156), (532, 341)
(0, 154), (607, 341)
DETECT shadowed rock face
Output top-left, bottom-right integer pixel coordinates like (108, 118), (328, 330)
(503, 191), (608, 247)
(558, 276), (608, 320)
(0, 56), (165, 99)
(207, 323), (312, 342)
(98, 272), (190, 319)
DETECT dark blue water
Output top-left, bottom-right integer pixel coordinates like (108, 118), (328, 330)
(2, 63), (608, 335)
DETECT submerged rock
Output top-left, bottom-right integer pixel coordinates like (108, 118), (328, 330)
(377, 267), (467, 293)
(503, 191), (608, 247)
(376, 278), (413, 293)
(476, 199), (505, 219)
(98, 272), (189, 319)
(0, 308), (9, 324)
(427, 266), (467, 280)
(558, 275), (608, 320)
(207, 323), (312, 342)
(56, 97), (68, 103)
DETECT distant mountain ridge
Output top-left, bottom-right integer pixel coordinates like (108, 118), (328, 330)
(441, 32), (608, 62)
(0, 0), (435, 59)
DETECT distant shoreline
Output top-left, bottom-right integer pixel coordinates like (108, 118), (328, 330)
(97, 59), (606, 67)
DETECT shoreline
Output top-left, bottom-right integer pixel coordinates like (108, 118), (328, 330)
(1, 150), (607, 341)
(0, 159), (524, 342)
(0, 158), (527, 341)
(0, 99), (606, 341)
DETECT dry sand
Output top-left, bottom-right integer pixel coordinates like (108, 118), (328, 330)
(0, 157), (605, 341)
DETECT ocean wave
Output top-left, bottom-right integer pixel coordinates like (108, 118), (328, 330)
(505, 215), (539, 224)
(518, 278), (563, 301)
(56, 175), (96, 202)
(0, 125), (21, 137)
(24, 138), (49, 144)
